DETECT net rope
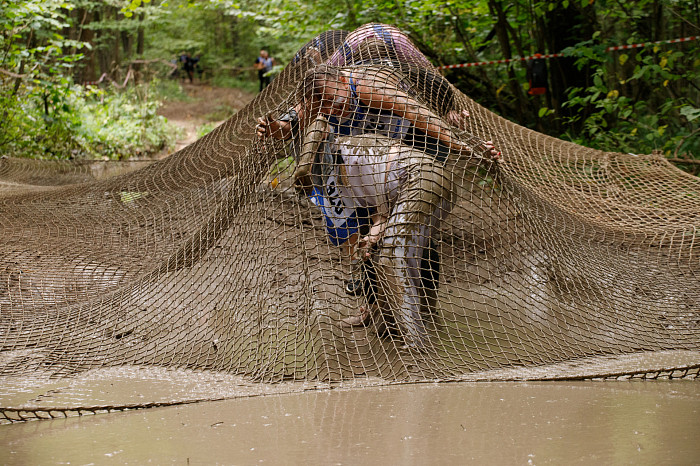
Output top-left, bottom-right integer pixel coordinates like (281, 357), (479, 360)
(1, 24), (698, 423)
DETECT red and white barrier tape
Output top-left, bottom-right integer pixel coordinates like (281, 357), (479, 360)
(83, 72), (108, 86)
(437, 35), (699, 70)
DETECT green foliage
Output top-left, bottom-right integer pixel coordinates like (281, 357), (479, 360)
(139, 0), (264, 72)
(196, 121), (218, 138)
(2, 80), (176, 159)
(3, 0), (700, 166)
(121, 0), (153, 17)
(1, 0), (176, 159)
(209, 73), (259, 94)
(1, 0), (86, 150)
(73, 83), (176, 159)
(561, 43), (700, 157)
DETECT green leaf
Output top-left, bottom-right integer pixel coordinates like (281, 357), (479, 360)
(120, 191), (149, 203)
(680, 106), (700, 122)
(593, 74), (603, 89)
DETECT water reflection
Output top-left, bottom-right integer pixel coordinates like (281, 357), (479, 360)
(2, 382), (699, 464)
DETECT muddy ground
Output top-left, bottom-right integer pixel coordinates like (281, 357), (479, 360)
(156, 82), (256, 157)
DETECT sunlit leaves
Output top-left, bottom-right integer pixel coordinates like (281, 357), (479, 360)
(122, 0), (153, 17)
(680, 106), (700, 122)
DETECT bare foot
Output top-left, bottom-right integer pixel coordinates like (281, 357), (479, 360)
(341, 305), (372, 327)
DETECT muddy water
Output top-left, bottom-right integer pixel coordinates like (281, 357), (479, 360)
(2, 381), (698, 464)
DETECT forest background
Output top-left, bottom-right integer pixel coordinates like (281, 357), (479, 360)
(1, 0), (699, 172)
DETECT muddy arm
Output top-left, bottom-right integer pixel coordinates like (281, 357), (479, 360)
(293, 115), (332, 195)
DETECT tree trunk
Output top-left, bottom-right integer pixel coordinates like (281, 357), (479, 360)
(488, 0), (527, 123)
(136, 13), (145, 55)
(541, 3), (596, 130)
(449, 10), (509, 117)
(121, 30), (132, 60)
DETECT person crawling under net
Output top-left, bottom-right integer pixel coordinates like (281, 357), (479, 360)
(256, 52), (499, 348)
(263, 114), (497, 349)
(296, 115), (469, 348)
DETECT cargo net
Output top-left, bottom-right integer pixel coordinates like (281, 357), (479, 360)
(1, 24), (699, 422)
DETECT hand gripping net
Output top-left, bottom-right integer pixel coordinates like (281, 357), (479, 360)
(1, 24), (698, 423)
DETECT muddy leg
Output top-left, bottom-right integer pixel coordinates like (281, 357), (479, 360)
(420, 240), (440, 315)
(376, 159), (452, 349)
(377, 224), (428, 348)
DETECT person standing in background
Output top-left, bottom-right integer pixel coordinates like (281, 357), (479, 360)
(254, 49), (275, 92)
(183, 52), (195, 83)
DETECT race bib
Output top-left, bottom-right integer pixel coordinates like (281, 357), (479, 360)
(309, 173), (367, 246)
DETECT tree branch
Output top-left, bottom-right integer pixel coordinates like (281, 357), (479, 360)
(0, 68), (26, 79)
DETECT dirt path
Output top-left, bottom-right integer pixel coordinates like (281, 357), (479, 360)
(157, 83), (256, 157)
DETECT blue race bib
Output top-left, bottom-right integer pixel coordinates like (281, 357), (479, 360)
(309, 173), (369, 246)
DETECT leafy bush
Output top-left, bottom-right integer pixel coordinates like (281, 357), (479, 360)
(561, 43), (700, 157)
(1, 0), (177, 160)
(74, 84), (178, 159)
(1, 80), (177, 160)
